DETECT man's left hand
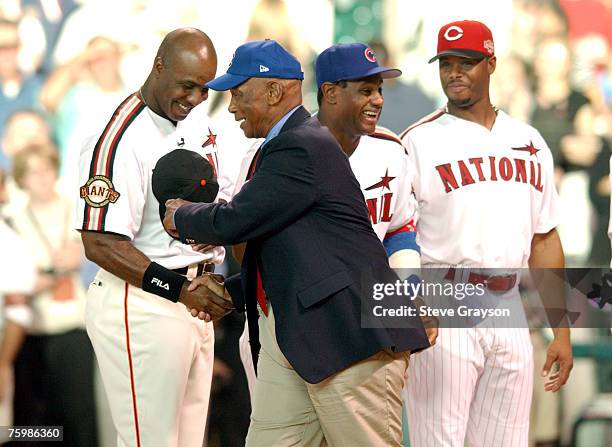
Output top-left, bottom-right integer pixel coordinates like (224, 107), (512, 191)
(542, 330), (573, 392)
(163, 198), (190, 238)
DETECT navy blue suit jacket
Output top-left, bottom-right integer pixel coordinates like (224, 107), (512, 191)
(175, 106), (429, 383)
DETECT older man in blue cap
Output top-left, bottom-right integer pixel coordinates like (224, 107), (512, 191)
(163, 39), (429, 446)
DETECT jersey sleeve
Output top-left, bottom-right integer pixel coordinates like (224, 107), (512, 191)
(216, 151), (235, 204)
(76, 136), (145, 239)
(231, 140), (262, 197)
(217, 139), (262, 202)
(387, 148), (418, 233)
(179, 108), (234, 204)
(533, 131), (561, 234)
(383, 149), (419, 256)
(382, 147), (419, 256)
(401, 133), (421, 199)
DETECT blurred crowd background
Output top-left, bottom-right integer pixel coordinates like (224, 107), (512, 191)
(0, 0), (611, 446)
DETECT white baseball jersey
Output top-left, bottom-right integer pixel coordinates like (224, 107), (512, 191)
(76, 94), (231, 447)
(76, 95), (226, 269)
(350, 127), (417, 239)
(400, 108), (561, 447)
(238, 126), (419, 397)
(401, 109), (560, 268)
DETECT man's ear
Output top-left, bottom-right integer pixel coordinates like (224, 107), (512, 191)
(266, 80), (283, 105)
(487, 56), (496, 75)
(321, 83), (337, 105)
(153, 56), (165, 77)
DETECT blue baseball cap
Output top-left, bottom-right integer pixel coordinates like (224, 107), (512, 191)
(315, 43), (402, 88)
(206, 40), (304, 91)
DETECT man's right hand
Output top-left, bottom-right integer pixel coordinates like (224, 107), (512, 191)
(413, 296), (438, 347)
(179, 274), (234, 322)
(163, 198), (190, 238)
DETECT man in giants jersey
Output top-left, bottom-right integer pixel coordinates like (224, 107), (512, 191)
(76, 28), (233, 447)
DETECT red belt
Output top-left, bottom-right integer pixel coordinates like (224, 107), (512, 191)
(444, 268), (517, 292)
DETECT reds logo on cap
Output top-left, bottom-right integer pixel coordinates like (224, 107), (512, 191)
(364, 47), (376, 63)
(429, 20), (495, 63)
(443, 26), (464, 41)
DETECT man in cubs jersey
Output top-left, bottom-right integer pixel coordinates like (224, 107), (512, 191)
(76, 28), (233, 447)
(400, 20), (573, 446)
(315, 43), (422, 270)
(236, 43), (436, 396)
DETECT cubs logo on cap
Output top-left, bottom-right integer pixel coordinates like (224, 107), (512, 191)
(364, 47), (376, 63)
(315, 43), (402, 88)
(429, 20), (495, 63)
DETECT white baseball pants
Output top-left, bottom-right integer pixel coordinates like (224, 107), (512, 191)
(86, 269), (214, 447)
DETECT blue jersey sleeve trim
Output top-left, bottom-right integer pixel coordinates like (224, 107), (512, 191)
(383, 231), (420, 257)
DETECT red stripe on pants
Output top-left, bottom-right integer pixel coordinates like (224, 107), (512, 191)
(123, 282), (141, 447)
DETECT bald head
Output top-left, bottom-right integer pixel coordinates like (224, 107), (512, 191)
(156, 28), (216, 69)
(143, 28), (217, 122)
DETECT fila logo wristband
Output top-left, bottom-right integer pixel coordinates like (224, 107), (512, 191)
(142, 262), (186, 302)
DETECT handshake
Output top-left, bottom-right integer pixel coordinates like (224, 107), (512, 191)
(179, 273), (234, 322)
(161, 199), (234, 321)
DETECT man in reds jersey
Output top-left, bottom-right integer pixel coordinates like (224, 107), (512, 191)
(76, 28), (233, 447)
(400, 20), (573, 446)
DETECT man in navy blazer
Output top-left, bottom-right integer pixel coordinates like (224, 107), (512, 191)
(163, 40), (429, 446)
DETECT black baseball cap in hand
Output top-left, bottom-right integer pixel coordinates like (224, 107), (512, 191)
(152, 149), (219, 227)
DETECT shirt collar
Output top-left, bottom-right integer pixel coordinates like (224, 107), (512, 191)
(263, 106), (300, 146)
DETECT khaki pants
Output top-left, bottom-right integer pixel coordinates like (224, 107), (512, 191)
(246, 306), (409, 447)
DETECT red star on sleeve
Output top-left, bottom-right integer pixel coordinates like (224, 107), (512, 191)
(365, 169), (396, 191)
(202, 128), (217, 148)
(511, 141), (539, 156)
